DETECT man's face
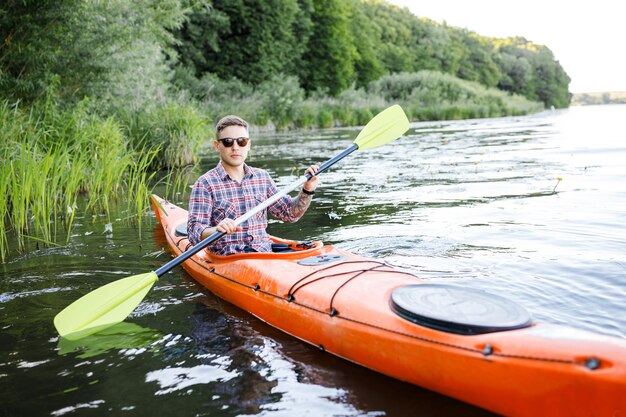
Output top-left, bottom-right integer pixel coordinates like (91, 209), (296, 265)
(214, 125), (250, 168)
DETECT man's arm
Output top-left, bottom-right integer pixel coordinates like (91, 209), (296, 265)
(289, 190), (313, 218)
(187, 181), (213, 245)
(267, 164), (319, 222)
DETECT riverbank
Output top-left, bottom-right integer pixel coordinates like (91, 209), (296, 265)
(186, 71), (544, 131)
(0, 70), (543, 261)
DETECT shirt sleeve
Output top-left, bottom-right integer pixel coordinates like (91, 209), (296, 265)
(187, 178), (213, 245)
(266, 175), (306, 223)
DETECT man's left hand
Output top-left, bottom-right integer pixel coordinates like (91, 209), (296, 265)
(303, 163), (320, 193)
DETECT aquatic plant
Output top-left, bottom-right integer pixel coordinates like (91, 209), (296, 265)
(0, 100), (163, 261)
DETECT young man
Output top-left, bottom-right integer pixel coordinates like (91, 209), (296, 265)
(187, 115), (319, 255)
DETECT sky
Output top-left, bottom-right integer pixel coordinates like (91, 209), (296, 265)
(386, 0), (626, 93)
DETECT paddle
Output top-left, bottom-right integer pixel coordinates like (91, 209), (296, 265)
(54, 104), (410, 340)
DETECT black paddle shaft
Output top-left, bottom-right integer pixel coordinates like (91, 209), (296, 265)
(305, 143), (358, 180)
(154, 143), (359, 278)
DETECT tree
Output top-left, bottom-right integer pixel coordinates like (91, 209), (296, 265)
(494, 37), (570, 108)
(349, 2), (384, 88)
(454, 30), (501, 88)
(0, 0), (83, 103)
(299, 0), (357, 94)
(532, 46), (571, 108)
(174, 0), (306, 85)
(0, 0), (187, 110)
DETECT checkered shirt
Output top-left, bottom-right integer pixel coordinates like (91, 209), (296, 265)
(187, 162), (304, 255)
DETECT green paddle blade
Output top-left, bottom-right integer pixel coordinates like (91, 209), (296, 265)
(353, 104), (410, 150)
(54, 272), (158, 341)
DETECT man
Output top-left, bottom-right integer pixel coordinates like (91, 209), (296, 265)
(187, 115), (319, 255)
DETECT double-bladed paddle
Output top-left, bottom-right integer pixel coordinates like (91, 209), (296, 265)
(54, 104), (410, 340)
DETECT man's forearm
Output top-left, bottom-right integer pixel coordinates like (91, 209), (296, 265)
(290, 191), (313, 218)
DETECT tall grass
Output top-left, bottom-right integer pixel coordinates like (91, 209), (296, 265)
(162, 164), (198, 203)
(0, 147), (9, 260)
(117, 101), (209, 169)
(125, 147), (160, 238)
(0, 100), (165, 262)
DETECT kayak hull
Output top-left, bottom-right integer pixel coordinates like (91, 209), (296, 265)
(151, 195), (626, 417)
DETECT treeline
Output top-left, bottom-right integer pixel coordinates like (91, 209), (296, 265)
(572, 92), (626, 106)
(1, 0), (569, 112)
(174, 0), (570, 108)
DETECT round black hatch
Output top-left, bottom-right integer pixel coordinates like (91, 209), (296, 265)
(390, 284), (532, 335)
(175, 222), (188, 236)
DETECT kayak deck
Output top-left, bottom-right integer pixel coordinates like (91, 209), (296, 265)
(151, 195), (626, 417)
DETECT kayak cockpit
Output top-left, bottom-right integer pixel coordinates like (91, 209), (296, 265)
(173, 220), (325, 262)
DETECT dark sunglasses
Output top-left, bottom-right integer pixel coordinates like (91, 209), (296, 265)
(218, 137), (249, 147)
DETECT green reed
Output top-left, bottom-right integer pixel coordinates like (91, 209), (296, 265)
(0, 145), (11, 262)
(163, 164), (198, 202)
(125, 147), (160, 238)
(0, 101), (166, 261)
(9, 143), (35, 252)
(60, 148), (87, 243)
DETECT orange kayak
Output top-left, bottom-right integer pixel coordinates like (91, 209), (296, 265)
(151, 195), (626, 417)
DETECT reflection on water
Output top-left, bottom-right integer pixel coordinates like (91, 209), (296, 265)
(57, 322), (162, 358)
(1, 105), (624, 416)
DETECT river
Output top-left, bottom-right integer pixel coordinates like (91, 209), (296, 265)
(1, 104), (625, 416)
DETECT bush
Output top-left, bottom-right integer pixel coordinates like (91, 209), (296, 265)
(294, 104), (317, 128)
(257, 75), (304, 129)
(353, 107), (374, 125)
(317, 109), (334, 128)
(118, 101), (208, 169)
(333, 105), (355, 126)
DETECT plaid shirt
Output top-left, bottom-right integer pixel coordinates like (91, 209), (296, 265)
(187, 162), (306, 255)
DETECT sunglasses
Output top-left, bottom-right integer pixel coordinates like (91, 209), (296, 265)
(218, 137), (249, 147)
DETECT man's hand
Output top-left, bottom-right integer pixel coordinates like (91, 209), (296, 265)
(303, 163), (320, 193)
(216, 218), (241, 234)
(201, 218), (242, 239)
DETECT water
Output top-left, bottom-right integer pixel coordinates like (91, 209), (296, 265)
(1, 104), (625, 416)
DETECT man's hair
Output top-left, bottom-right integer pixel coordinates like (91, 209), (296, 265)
(215, 115), (248, 135)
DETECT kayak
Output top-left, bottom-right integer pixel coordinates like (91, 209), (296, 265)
(151, 195), (626, 417)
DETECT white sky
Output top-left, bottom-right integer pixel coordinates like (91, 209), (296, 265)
(386, 0), (626, 93)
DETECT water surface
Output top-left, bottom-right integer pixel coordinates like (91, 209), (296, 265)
(1, 104), (625, 416)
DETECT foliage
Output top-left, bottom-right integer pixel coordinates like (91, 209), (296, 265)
(169, 0), (569, 107)
(189, 69), (541, 130)
(0, 0), (187, 110)
(2, 0), (571, 111)
(349, 3), (385, 88)
(117, 101), (209, 169)
(298, 0), (357, 94)
(494, 37), (571, 108)
(0, 0), (82, 103)
(256, 75), (305, 129)
(367, 71), (543, 119)
(572, 92), (626, 106)
(174, 0), (309, 85)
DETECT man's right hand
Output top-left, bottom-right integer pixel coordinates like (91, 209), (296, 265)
(201, 219), (242, 239)
(215, 218), (241, 234)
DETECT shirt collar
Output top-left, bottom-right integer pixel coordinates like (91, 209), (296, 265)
(216, 161), (254, 181)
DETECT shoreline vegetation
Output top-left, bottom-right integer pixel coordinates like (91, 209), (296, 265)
(572, 92), (626, 106)
(1, 0), (569, 260)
